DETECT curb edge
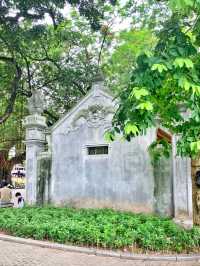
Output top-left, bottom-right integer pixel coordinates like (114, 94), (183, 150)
(0, 234), (199, 262)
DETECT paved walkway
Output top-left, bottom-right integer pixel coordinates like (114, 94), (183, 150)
(0, 240), (199, 266)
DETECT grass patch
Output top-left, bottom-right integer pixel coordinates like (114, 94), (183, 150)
(0, 206), (199, 253)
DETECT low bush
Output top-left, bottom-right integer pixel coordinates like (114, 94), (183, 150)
(0, 206), (199, 253)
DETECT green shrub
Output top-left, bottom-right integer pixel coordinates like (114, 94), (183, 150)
(0, 207), (199, 253)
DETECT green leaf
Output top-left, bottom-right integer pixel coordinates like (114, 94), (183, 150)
(190, 141), (200, 152)
(124, 123), (139, 135)
(151, 63), (168, 73)
(173, 58), (194, 69)
(197, 141), (200, 150)
(185, 0), (195, 6)
(174, 58), (184, 68)
(178, 76), (191, 91)
(190, 142), (197, 151)
(130, 87), (149, 100)
(137, 102), (153, 111)
(104, 131), (115, 142)
(185, 31), (196, 42)
(184, 58), (194, 68)
(192, 84), (200, 95)
(170, 0), (194, 10)
(144, 51), (153, 57)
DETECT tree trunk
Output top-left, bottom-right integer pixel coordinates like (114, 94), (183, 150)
(0, 151), (25, 184)
(191, 158), (200, 225)
(0, 151), (11, 182)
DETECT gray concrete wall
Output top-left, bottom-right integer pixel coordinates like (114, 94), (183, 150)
(37, 152), (52, 205)
(51, 125), (156, 213)
(50, 84), (158, 214)
(25, 81), (192, 222)
(153, 156), (173, 216)
(172, 136), (193, 221)
(49, 85), (174, 215)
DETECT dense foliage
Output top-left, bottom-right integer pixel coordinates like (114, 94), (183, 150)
(0, 207), (200, 253)
(0, 96), (26, 179)
(104, 29), (156, 93)
(0, 0), (117, 180)
(0, 0), (116, 125)
(111, 0), (200, 158)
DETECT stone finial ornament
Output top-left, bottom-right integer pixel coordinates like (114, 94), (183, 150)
(28, 89), (44, 115)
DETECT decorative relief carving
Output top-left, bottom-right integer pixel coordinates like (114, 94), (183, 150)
(26, 129), (45, 141)
(65, 104), (114, 135)
(78, 105), (113, 127)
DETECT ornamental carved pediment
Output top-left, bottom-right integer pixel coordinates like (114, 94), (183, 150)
(65, 104), (114, 134)
(74, 104), (114, 127)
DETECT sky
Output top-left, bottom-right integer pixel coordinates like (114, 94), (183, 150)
(44, 0), (131, 32)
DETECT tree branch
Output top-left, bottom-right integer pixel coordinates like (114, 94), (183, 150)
(47, 8), (58, 29)
(24, 57), (32, 93)
(0, 60), (22, 125)
(0, 56), (14, 63)
(36, 77), (59, 90)
(72, 80), (87, 95)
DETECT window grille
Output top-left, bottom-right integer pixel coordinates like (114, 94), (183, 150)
(87, 146), (108, 155)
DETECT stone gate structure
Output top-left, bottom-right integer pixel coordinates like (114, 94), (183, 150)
(24, 76), (193, 228)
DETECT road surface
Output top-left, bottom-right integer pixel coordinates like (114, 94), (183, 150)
(0, 240), (199, 266)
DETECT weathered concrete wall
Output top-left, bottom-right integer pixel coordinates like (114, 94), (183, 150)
(50, 84), (159, 213)
(172, 135), (193, 228)
(25, 80), (192, 225)
(37, 152), (52, 205)
(153, 155), (173, 216)
(51, 124), (156, 213)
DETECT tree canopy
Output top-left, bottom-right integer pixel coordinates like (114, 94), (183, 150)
(0, 0), (117, 125)
(3, 0), (200, 180)
(104, 29), (156, 93)
(0, 0), (117, 179)
(111, 0), (200, 158)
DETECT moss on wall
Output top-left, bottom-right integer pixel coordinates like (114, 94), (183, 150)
(37, 155), (51, 205)
(153, 155), (173, 217)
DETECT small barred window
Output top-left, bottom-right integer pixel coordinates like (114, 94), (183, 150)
(87, 146), (108, 155)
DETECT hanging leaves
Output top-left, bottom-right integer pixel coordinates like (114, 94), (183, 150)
(104, 131), (115, 142)
(130, 87), (149, 100)
(137, 102), (153, 111)
(112, 2), (200, 157)
(124, 123), (139, 135)
(173, 58), (194, 69)
(151, 63), (168, 73)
